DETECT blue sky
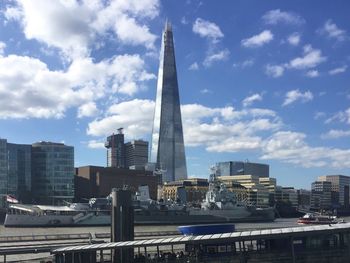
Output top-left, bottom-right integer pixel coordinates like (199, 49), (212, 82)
(0, 0), (349, 189)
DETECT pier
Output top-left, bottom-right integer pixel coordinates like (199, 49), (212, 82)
(49, 223), (350, 263)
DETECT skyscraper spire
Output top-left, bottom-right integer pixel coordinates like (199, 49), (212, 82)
(151, 21), (187, 183)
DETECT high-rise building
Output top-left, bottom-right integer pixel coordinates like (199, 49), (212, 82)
(311, 181), (332, 210)
(0, 139), (8, 207)
(318, 175), (350, 207)
(215, 161), (269, 178)
(32, 142), (74, 205)
(151, 21), (187, 183)
(7, 143), (32, 201)
(125, 140), (148, 168)
(105, 128), (126, 168)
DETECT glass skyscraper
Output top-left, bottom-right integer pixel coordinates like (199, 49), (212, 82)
(7, 143), (32, 201)
(32, 142), (74, 205)
(151, 21), (187, 183)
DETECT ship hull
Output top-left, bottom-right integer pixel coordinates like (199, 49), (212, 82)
(4, 208), (274, 227)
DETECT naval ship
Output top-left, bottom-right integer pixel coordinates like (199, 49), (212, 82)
(4, 184), (274, 227)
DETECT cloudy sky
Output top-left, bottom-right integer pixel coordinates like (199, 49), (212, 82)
(0, 0), (349, 189)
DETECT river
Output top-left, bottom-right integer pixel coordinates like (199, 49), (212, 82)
(0, 218), (301, 236)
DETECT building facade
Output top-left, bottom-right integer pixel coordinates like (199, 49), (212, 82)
(0, 139), (8, 207)
(75, 166), (158, 200)
(215, 161), (269, 178)
(318, 175), (350, 207)
(151, 21), (187, 183)
(217, 175), (270, 206)
(161, 178), (209, 203)
(125, 140), (148, 169)
(105, 128), (126, 168)
(7, 143), (32, 201)
(32, 142), (74, 205)
(311, 181), (332, 210)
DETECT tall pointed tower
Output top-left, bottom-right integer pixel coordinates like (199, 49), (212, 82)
(151, 21), (187, 183)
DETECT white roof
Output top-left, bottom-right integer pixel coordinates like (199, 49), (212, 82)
(52, 223), (350, 254)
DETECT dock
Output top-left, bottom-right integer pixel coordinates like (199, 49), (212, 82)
(50, 223), (350, 263)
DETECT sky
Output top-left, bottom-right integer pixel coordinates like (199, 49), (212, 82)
(0, 0), (349, 189)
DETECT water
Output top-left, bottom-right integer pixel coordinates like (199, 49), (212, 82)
(0, 218), (301, 236)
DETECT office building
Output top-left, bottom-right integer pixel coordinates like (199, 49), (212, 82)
(151, 21), (187, 183)
(125, 140), (148, 169)
(161, 178), (209, 203)
(281, 187), (299, 208)
(311, 181), (332, 210)
(32, 142), (74, 205)
(0, 139), (7, 207)
(105, 128), (126, 168)
(7, 143), (32, 201)
(218, 175), (270, 206)
(297, 189), (311, 209)
(318, 175), (350, 207)
(215, 161), (269, 178)
(75, 166), (158, 200)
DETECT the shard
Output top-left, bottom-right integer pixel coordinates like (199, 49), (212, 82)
(151, 21), (187, 183)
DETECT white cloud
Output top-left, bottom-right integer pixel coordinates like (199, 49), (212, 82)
(200, 89), (212, 94)
(87, 140), (105, 149)
(203, 49), (230, 67)
(321, 129), (350, 139)
(87, 99), (155, 139)
(5, 0), (159, 59)
(319, 19), (347, 42)
(265, 64), (284, 78)
(192, 18), (224, 43)
(329, 66), (347, 75)
(305, 70), (319, 78)
(0, 54), (154, 119)
(283, 89), (313, 106)
(314, 111), (326, 120)
(242, 94), (263, 107)
(77, 102), (99, 118)
(325, 108), (350, 125)
(189, 62), (199, 71)
(288, 45), (326, 69)
(0, 42), (6, 55)
(241, 59), (255, 68)
(262, 9), (304, 25)
(287, 32), (301, 46)
(261, 131), (350, 168)
(241, 30), (273, 48)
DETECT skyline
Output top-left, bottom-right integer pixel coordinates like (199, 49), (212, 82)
(0, 1), (349, 189)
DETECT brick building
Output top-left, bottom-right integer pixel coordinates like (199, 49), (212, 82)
(75, 166), (158, 200)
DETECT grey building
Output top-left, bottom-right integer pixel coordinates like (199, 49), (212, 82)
(125, 140), (148, 168)
(32, 142), (74, 205)
(151, 21), (187, 183)
(0, 139), (8, 207)
(7, 143), (32, 201)
(105, 128), (126, 168)
(215, 161), (269, 178)
(311, 181), (332, 210)
(318, 175), (350, 207)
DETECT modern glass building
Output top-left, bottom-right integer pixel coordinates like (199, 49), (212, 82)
(32, 142), (74, 205)
(215, 161), (269, 178)
(151, 21), (187, 183)
(318, 175), (350, 207)
(105, 128), (126, 168)
(7, 143), (32, 201)
(0, 139), (8, 207)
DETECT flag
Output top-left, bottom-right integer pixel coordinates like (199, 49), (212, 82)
(6, 195), (19, 204)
